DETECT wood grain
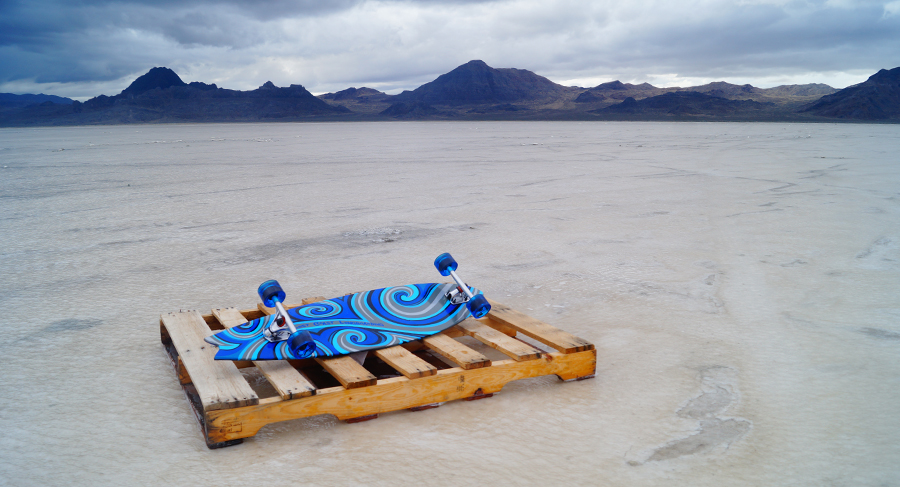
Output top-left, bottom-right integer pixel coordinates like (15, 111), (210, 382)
(485, 301), (595, 354)
(205, 349), (597, 443)
(315, 356), (378, 389)
(160, 311), (258, 412)
(457, 318), (543, 361)
(423, 333), (491, 369)
(374, 346), (438, 379)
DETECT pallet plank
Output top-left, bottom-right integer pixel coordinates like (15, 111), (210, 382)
(457, 319), (543, 361)
(212, 307), (316, 400)
(160, 311), (258, 412)
(486, 301), (595, 354)
(374, 346), (438, 379)
(423, 333), (491, 369)
(315, 356), (378, 389)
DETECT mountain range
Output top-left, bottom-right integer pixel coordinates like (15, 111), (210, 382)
(0, 93), (74, 108)
(2, 61), (898, 126)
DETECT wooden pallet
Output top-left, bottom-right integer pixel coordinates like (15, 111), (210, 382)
(160, 296), (596, 449)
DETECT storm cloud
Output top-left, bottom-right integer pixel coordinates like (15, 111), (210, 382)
(2, 0), (898, 99)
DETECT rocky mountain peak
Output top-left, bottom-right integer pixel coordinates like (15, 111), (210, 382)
(120, 67), (186, 97)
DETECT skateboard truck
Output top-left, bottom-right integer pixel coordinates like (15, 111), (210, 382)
(434, 253), (491, 318)
(257, 280), (316, 358)
(445, 287), (469, 305)
(262, 314), (292, 342)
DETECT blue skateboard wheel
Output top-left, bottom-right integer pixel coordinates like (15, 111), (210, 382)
(258, 280), (285, 308)
(467, 294), (491, 319)
(288, 330), (315, 359)
(434, 253), (458, 276)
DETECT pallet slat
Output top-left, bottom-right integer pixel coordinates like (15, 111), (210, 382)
(316, 356), (378, 389)
(212, 307), (316, 400)
(423, 333), (492, 369)
(160, 311), (259, 412)
(374, 346), (438, 379)
(486, 301), (595, 354)
(457, 319), (543, 361)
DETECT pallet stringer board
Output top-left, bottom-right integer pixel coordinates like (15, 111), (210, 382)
(205, 350), (596, 444)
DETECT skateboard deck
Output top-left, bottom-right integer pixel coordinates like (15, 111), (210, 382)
(204, 283), (482, 360)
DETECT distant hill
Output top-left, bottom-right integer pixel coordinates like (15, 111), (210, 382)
(764, 84), (836, 97)
(574, 81), (666, 103)
(801, 67), (900, 120)
(593, 91), (775, 119)
(594, 80), (659, 92)
(678, 81), (837, 104)
(394, 60), (567, 106)
(593, 80), (629, 90)
(120, 67), (188, 97)
(569, 80), (836, 108)
(85, 76), (347, 122)
(686, 81), (761, 98)
(1, 67), (347, 126)
(320, 87), (389, 102)
(379, 101), (441, 118)
(574, 91), (606, 103)
(0, 93), (74, 107)
(316, 87), (393, 116)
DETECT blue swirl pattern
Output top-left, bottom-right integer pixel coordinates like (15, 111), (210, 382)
(204, 283), (481, 360)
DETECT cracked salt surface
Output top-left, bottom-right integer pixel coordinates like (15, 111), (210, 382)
(1, 122), (899, 486)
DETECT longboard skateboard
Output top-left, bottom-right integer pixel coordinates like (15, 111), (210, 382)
(204, 253), (491, 360)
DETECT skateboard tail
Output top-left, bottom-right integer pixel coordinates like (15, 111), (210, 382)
(204, 333), (238, 350)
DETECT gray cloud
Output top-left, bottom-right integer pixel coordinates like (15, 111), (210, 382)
(1, 0), (898, 99)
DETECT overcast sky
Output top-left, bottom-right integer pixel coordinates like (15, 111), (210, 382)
(1, 0), (898, 100)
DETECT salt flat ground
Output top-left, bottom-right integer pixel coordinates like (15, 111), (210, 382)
(0, 122), (898, 486)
